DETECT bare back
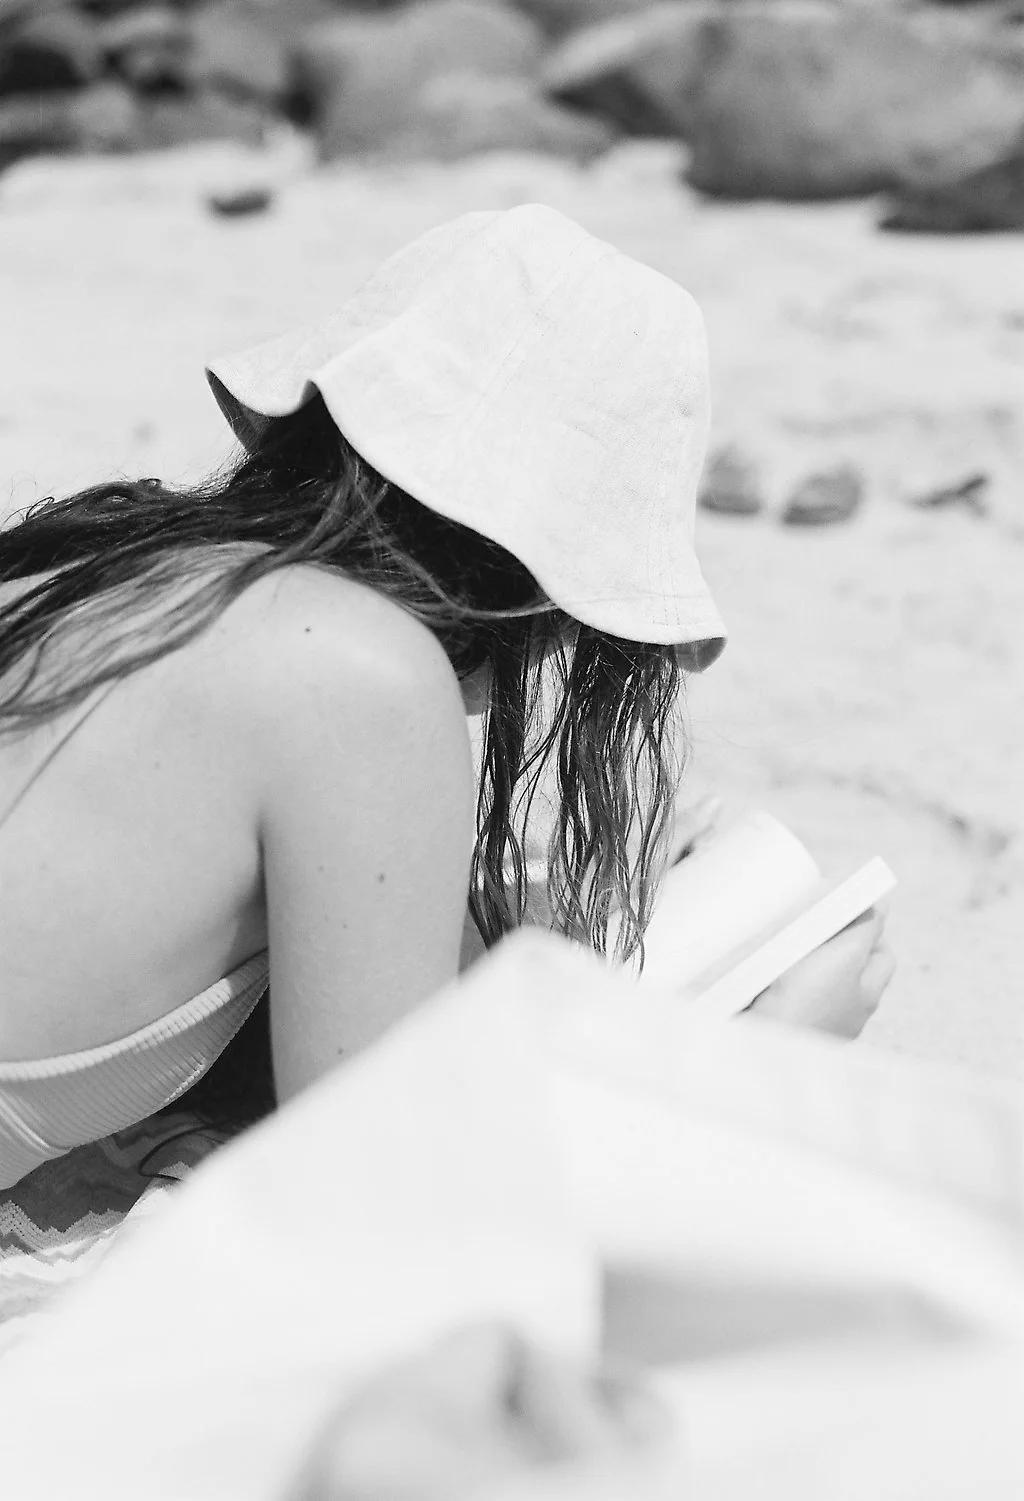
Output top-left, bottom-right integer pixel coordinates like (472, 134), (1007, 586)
(0, 562), (476, 1091)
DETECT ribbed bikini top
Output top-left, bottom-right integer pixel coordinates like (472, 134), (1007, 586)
(0, 952), (269, 1192)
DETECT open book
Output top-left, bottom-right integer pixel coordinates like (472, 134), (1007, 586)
(636, 811), (896, 1020)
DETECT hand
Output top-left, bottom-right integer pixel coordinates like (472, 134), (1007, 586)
(744, 907), (895, 1039)
(288, 1323), (677, 1501)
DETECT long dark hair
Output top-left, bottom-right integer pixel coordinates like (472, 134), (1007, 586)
(0, 395), (686, 967)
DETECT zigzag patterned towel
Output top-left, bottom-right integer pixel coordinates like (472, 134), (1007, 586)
(0, 1113), (228, 1358)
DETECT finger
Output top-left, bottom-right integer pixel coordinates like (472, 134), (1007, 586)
(868, 920), (890, 958)
(861, 944), (896, 1000)
(839, 907), (883, 939)
(857, 903), (891, 952)
(861, 909), (886, 955)
(821, 919), (881, 969)
(821, 914), (882, 966)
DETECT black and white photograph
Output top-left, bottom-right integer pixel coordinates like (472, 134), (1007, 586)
(1, 0), (1022, 1495)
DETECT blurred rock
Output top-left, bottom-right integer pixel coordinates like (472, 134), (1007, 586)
(0, 125), (311, 206)
(0, 90), (74, 167)
(0, 6), (104, 94)
(136, 88), (269, 150)
(382, 71), (615, 161)
(547, 1), (1024, 199)
(99, 6), (190, 92)
(215, 0), (338, 44)
(206, 183), (274, 215)
(698, 445), (764, 517)
(0, 76), (269, 168)
(781, 465), (865, 526)
(184, 1), (291, 102)
(70, 2), (147, 12)
(293, 0), (545, 159)
(543, 6), (705, 138)
(907, 472), (991, 514)
(513, 0), (653, 42)
(0, 0), (59, 22)
(684, 3), (1024, 199)
(879, 134), (1024, 231)
(71, 78), (141, 149)
(0, 79), (138, 167)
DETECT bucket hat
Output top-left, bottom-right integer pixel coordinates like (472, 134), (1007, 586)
(206, 204), (725, 669)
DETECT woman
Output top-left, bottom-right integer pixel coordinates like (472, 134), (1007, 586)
(0, 205), (891, 1191)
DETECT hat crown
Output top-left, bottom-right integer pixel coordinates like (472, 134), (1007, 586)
(335, 203), (706, 384)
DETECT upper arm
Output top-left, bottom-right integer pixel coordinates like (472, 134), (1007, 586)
(246, 570), (476, 1102)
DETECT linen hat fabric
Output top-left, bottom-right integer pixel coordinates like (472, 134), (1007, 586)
(206, 204), (726, 668)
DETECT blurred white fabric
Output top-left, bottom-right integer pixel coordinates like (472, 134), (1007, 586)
(0, 930), (1020, 1501)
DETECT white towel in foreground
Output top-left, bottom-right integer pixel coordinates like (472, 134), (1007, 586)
(0, 930), (1021, 1501)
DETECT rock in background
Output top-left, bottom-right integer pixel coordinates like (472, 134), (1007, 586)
(544, 1), (1024, 201)
(542, 4), (708, 139)
(513, 0), (651, 42)
(0, 0), (290, 161)
(291, 0), (546, 156)
(3, 0), (1024, 205)
(377, 70), (614, 163)
(0, 0), (622, 166)
(880, 125), (1024, 230)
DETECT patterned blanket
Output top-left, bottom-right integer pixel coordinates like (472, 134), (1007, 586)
(0, 1113), (229, 1357)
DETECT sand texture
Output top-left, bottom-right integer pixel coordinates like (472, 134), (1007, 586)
(1, 136), (1021, 1081)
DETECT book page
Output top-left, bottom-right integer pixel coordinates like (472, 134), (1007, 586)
(682, 856), (897, 1019)
(638, 812), (823, 991)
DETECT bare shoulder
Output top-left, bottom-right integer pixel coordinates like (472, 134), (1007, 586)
(205, 564), (476, 1091)
(204, 563), (470, 761)
(220, 563), (460, 698)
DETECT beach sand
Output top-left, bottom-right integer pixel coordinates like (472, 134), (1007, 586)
(1, 134), (1021, 1082)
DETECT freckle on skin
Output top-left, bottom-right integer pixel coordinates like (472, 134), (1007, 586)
(377, 872), (386, 884)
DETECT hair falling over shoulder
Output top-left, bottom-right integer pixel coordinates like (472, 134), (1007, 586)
(0, 396), (686, 965)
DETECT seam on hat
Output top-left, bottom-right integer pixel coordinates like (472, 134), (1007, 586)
(646, 430), (665, 633)
(440, 239), (618, 478)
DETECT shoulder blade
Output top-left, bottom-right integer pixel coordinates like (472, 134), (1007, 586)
(229, 566), (477, 1099)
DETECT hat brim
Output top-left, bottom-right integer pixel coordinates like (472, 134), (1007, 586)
(207, 370), (726, 671)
